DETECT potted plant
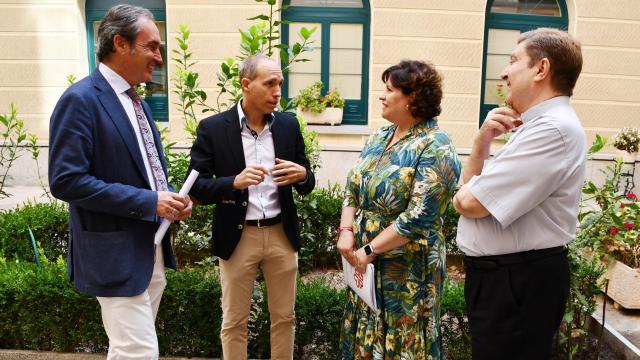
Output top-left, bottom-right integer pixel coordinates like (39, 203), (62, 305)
(578, 157), (640, 309)
(612, 127), (639, 163)
(294, 81), (345, 126)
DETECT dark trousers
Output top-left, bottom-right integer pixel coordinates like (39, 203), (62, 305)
(464, 247), (569, 360)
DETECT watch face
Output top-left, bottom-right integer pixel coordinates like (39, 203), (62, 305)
(364, 244), (373, 256)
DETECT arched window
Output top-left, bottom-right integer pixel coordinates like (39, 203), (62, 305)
(480, 0), (568, 123)
(86, 0), (168, 121)
(282, 0), (370, 125)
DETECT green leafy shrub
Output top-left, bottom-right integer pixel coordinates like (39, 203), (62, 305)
(296, 185), (344, 273)
(443, 200), (461, 255)
(0, 258), (346, 357)
(172, 203), (215, 267)
(0, 200), (68, 261)
(441, 279), (471, 360)
(294, 278), (346, 359)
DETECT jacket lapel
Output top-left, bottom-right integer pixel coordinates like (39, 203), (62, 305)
(225, 105), (246, 173)
(91, 70), (151, 188)
(270, 113), (286, 160)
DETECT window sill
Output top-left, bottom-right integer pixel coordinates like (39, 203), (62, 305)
(307, 124), (371, 135)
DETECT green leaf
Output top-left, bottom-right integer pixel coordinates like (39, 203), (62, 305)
(247, 14), (269, 21)
(299, 27), (310, 40)
(611, 212), (624, 227)
(280, 48), (289, 65)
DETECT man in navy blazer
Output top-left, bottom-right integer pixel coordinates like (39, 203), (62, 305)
(48, 5), (191, 359)
(188, 55), (315, 359)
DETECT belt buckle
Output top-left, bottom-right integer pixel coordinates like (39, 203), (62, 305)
(256, 218), (263, 228)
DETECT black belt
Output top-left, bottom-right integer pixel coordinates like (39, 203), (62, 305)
(245, 214), (281, 227)
(464, 246), (567, 270)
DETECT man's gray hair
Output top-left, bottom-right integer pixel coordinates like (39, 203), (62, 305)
(96, 4), (154, 62)
(239, 54), (275, 81)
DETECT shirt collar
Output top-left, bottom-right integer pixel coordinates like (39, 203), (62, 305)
(521, 96), (570, 123)
(98, 63), (132, 95)
(237, 100), (275, 130)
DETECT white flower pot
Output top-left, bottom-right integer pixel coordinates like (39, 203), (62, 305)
(297, 107), (343, 126)
(615, 149), (638, 163)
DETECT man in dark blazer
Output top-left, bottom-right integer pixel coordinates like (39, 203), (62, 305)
(48, 5), (191, 359)
(188, 55), (315, 360)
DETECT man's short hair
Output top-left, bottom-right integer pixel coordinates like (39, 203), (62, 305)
(239, 54), (275, 81)
(96, 4), (154, 62)
(518, 27), (582, 96)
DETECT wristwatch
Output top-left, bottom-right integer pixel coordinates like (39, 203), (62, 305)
(363, 243), (377, 257)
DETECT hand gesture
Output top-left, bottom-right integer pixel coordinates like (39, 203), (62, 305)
(233, 165), (269, 190)
(477, 107), (523, 143)
(337, 229), (357, 266)
(271, 158), (307, 186)
(157, 191), (191, 222)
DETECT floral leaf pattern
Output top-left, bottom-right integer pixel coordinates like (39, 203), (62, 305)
(339, 119), (461, 359)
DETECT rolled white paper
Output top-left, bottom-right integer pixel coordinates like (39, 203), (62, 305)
(154, 169), (200, 246)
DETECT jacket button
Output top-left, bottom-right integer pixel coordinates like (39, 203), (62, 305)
(237, 224), (243, 230)
(242, 201), (247, 206)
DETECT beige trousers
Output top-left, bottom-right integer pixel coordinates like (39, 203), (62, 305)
(97, 245), (166, 360)
(219, 223), (298, 360)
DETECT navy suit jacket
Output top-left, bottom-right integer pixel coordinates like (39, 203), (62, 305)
(188, 105), (315, 260)
(49, 69), (176, 297)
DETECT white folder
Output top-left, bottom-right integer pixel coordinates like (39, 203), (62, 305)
(341, 256), (379, 313)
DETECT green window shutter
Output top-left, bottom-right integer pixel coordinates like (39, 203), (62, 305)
(283, 1), (370, 125)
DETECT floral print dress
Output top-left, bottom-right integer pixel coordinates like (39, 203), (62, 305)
(339, 119), (461, 360)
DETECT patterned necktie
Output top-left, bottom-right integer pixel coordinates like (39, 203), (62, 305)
(125, 88), (168, 192)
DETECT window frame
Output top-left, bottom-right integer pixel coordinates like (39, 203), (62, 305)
(85, 1), (169, 121)
(281, 1), (370, 125)
(479, 0), (569, 125)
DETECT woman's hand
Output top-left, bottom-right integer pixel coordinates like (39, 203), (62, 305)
(354, 247), (372, 273)
(337, 230), (357, 266)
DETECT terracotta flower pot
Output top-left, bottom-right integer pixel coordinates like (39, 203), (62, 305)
(603, 260), (640, 309)
(297, 107), (343, 126)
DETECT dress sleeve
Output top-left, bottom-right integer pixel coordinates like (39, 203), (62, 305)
(392, 139), (461, 246)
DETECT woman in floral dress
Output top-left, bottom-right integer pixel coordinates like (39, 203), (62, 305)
(337, 60), (461, 359)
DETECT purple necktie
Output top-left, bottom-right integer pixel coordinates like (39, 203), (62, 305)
(125, 88), (168, 192)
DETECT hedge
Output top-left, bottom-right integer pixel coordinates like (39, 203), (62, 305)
(0, 258), (347, 359)
(0, 257), (473, 358)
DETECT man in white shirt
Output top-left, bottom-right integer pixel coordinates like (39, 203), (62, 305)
(188, 55), (315, 360)
(49, 5), (192, 359)
(453, 28), (585, 360)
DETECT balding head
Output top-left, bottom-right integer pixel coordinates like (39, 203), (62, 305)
(239, 55), (279, 82)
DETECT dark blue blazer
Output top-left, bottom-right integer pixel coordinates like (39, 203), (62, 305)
(188, 106), (315, 260)
(49, 69), (176, 297)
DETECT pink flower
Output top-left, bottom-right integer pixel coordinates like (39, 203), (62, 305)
(609, 226), (618, 236)
(624, 222), (634, 230)
(627, 192), (638, 201)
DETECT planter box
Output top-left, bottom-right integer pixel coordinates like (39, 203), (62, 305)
(605, 260), (640, 310)
(297, 107), (343, 126)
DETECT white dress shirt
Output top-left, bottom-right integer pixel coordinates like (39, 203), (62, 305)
(99, 63), (157, 191)
(237, 102), (281, 220)
(456, 96), (586, 256)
